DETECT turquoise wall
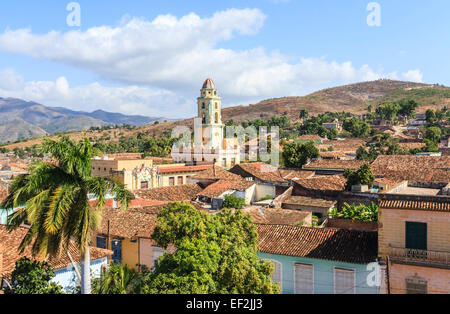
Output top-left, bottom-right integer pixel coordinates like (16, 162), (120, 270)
(258, 252), (379, 294)
(52, 257), (108, 293)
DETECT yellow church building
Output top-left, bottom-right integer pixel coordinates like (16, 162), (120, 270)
(171, 78), (241, 168)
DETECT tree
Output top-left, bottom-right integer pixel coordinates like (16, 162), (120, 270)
(144, 202), (279, 294)
(299, 109), (308, 119)
(3, 257), (64, 294)
(424, 126), (442, 143)
(223, 194), (246, 209)
(397, 99), (419, 118)
(426, 109), (436, 124)
(329, 202), (378, 222)
(1, 136), (132, 294)
(342, 118), (371, 138)
(344, 164), (374, 191)
(282, 141), (319, 168)
(376, 103), (401, 120)
(92, 263), (146, 294)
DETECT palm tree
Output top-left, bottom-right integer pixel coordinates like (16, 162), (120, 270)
(92, 263), (145, 294)
(1, 136), (132, 294)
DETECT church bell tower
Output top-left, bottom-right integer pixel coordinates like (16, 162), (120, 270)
(197, 78), (223, 149)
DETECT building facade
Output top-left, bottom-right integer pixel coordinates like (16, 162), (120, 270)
(378, 194), (450, 294)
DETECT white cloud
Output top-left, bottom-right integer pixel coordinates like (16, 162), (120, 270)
(402, 69), (423, 83)
(0, 9), (424, 116)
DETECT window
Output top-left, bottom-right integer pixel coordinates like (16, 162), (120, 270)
(231, 158), (236, 167)
(215, 102), (218, 109)
(202, 102), (205, 109)
(169, 177), (175, 186)
(222, 158), (227, 167)
(152, 246), (165, 270)
(334, 267), (355, 294)
(294, 263), (313, 294)
(140, 181), (149, 189)
(405, 222), (427, 251)
(268, 260), (282, 290)
(406, 279), (427, 294)
(96, 236), (106, 249)
(177, 176), (183, 185)
(215, 112), (219, 124)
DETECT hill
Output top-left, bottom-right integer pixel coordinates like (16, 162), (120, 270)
(0, 98), (170, 142)
(3, 79), (449, 149)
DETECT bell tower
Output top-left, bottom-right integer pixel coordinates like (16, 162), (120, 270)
(197, 78), (223, 149)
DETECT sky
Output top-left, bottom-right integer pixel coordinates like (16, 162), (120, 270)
(0, 0), (448, 118)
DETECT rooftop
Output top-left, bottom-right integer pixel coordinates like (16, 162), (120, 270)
(242, 207), (310, 225)
(0, 225), (112, 277)
(202, 78), (216, 89)
(293, 175), (347, 191)
(303, 159), (367, 170)
(283, 195), (337, 208)
(230, 163), (287, 183)
(191, 166), (241, 181)
(197, 179), (255, 198)
(133, 183), (204, 201)
(257, 224), (377, 264)
(379, 194), (450, 212)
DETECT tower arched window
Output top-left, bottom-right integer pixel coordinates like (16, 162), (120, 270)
(202, 112), (206, 124)
(202, 102), (205, 109)
(215, 102), (218, 109)
(215, 112), (219, 124)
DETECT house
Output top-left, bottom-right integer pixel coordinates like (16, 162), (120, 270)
(256, 224), (379, 294)
(92, 205), (170, 271)
(281, 195), (337, 219)
(295, 135), (324, 145)
(196, 179), (256, 209)
(292, 175), (347, 198)
(378, 192), (450, 294)
(0, 225), (111, 293)
(230, 162), (289, 199)
(322, 119), (342, 132)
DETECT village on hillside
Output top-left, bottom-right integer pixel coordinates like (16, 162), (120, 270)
(1, 78), (449, 295)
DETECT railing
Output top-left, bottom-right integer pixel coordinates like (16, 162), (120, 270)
(389, 245), (450, 266)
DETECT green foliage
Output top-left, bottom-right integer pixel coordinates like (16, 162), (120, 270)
(426, 109), (436, 124)
(329, 202), (378, 222)
(343, 117), (371, 137)
(424, 126), (442, 143)
(144, 202), (279, 294)
(282, 141), (319, 168)
(344, 164), (375, 191)
(223, 194), (246, 209)
(92, 263), (147, 294)
(3, 257), (64, 294)
(357, 133), (404, 161)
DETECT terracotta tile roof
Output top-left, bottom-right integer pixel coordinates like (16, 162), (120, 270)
(157, 164), (213, 174)
(133, 183), (204, 201)
(319, 151), (350, 159)
(303, 159), (367, 170)
(293, 175), (347, 191)
(379, 197), (450, 212)
(371, 155), (450, 183)
(318, 138), (367, 154)
(231, 163), (287, 183)
(191, 166), (242, 181)
(283, 196), (337, 208)
(242, 207), (310, 225)
(98, 207), (160, 239)
(0, 225), (112, 277)
(256, 224), (377, 264)
(278, 169), (315, 180)
(197, 180), (255, 198)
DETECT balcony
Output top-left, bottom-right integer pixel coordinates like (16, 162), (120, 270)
(389, 245), (450, 268)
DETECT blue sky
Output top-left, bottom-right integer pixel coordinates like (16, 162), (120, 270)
(0, 0), (448, 118)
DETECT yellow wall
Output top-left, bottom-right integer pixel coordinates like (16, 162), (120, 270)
(378, 208), (450, 257)
(121, 238), (139, 269)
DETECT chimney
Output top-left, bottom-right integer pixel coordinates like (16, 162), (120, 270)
(213, 159), (217, 178)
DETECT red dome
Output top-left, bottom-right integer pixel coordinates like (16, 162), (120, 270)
(202, 78), (216, 89)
